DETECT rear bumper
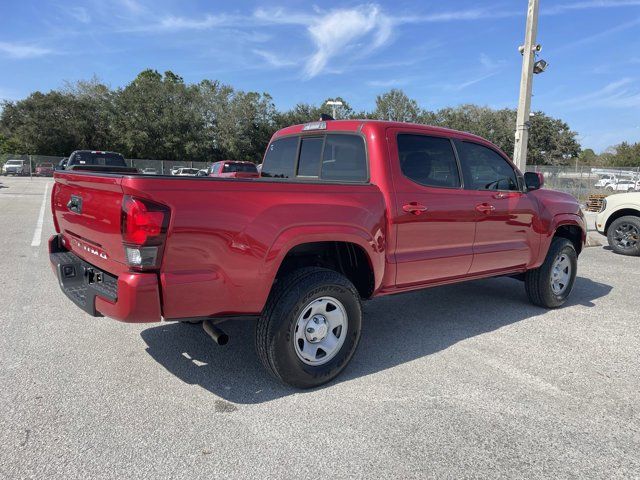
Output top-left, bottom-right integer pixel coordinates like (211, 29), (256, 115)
(48, 235), (162, 323)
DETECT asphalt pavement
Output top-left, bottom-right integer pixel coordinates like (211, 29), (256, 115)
(1, 176), (638, 479)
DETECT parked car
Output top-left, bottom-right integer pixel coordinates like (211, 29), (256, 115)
(170, 166), (186, 175)
(595, 192), (640, 255)
(48, 119), (586, 388)
(209, 160), (259, 178)
(64, 150), (128, 171)
(604, 180), (638, 192)
(174, 167), (200, 176)
(141, 168), (158, 175)
(196, 169), (209, 177)
(594, 174), (617, 189)
(2, 159), (28, 176)
(35, 162), (54, 177)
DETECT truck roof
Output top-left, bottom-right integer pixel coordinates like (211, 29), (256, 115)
(273, 119), (491, 145)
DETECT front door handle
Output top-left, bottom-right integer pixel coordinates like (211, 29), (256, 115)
(475, 203), (495, 214)
(403, 202), (428, 215)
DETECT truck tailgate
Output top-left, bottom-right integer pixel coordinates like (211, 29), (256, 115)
(52, 173), (127, 274)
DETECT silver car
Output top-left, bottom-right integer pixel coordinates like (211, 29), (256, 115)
(2, 159), (28, 176)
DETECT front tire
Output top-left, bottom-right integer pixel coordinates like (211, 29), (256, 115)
(256, 267), (362, 388)
(607, 216), (640, 256)
(525, 237), (577, 308)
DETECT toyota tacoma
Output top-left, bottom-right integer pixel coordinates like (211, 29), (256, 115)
(49, 120), (586, 387)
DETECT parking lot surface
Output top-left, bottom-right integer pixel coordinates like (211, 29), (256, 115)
(1, 176), (639, 479)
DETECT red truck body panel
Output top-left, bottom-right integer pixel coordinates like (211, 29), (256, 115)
(50, 120), (586, 323)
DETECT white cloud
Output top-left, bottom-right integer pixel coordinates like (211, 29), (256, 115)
(155, 14), (235, 31)
(114, 1), (640, 79)
(0, 42), (52, 59)
(304, 5), (393, 78)
(560, 78), (640, 108)
(119, 0), (144, 14)
(69, 7), (91, 23)
(543, 0), (640, 14)
(253, 49), (297, 68)
(555, 16), (640, 51)
(367, 78), (409, 87)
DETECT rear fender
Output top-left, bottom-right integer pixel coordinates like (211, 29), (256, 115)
(259, 225), (386, 302)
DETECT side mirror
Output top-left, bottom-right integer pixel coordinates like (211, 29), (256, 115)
(524, 171), (544, 191)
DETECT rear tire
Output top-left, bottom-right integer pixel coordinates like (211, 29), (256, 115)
(525, 237), (577, 308)
(607, 216), (640, 256)
(256, 267), (362, 388)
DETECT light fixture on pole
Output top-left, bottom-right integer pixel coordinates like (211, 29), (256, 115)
(325, 100), (343, 119)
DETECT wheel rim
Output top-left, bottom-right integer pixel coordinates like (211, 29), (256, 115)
(550, 253), (571, 295)
(294, 296), (348, 366)
(613, 223), (639, 250)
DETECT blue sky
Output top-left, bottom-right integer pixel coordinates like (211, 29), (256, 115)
(1, 0), (639, 151)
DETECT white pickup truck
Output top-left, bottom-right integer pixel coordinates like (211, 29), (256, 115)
(596, 192), (640, 255)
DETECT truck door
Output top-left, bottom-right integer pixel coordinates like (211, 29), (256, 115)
(453, 139), (538, 273)
(388, 130), (476, 286)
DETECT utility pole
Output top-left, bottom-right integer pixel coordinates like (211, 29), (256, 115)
(513, 0), (540, 172)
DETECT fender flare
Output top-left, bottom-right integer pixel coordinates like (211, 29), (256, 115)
(539, 213), (586, 262)
(257, 224), (386, 302)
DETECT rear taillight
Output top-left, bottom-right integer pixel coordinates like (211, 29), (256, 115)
(121, 196), (170, 270)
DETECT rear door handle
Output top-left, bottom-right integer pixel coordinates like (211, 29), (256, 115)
(475, 203), (495, 214)
(403, 202), (428, 215)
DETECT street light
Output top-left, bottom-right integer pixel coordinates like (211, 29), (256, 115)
(325, 100), (343, 119)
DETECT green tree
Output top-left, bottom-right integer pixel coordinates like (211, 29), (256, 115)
(113, 70), (207, 160)
(372, 89), (420, 123)
(215, 91), (276, 161)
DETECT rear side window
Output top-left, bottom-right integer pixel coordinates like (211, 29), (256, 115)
(261, 137), (298, 178)
(262, 134), (367, 182)
(457, 142), (519, 191)
(397, 134), (460, 188)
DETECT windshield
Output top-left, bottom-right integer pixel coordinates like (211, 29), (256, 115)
(224, 162), (258, 173)
(6, 160), (22, 165)
(69, 152), (126, 167)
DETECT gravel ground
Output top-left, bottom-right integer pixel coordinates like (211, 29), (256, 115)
(1, 176), (638, 479)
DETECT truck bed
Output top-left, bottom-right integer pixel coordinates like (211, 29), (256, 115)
(51, 171), (387, 320)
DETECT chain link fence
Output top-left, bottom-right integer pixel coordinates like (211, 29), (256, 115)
(2, 154), (639, 205)
(526, 165), (640, 203)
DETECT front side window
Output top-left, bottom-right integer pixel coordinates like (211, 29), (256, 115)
(397, 134), (460, 188)
(457, 141), (519, 191)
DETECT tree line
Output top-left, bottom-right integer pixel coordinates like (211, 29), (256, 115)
(0, 69), (636, 166)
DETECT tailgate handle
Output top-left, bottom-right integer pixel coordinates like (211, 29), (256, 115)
(67, 195), (83, 214)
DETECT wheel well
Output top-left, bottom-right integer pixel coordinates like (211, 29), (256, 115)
(554, 224), (583, 255)
(604, 209), (640, 234)
(275, 242), (375, 299)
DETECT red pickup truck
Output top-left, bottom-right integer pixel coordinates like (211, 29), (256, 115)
(49, 120), (586, 387)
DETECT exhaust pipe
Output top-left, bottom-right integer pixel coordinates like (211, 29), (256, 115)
(202, 319), (229, 346)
